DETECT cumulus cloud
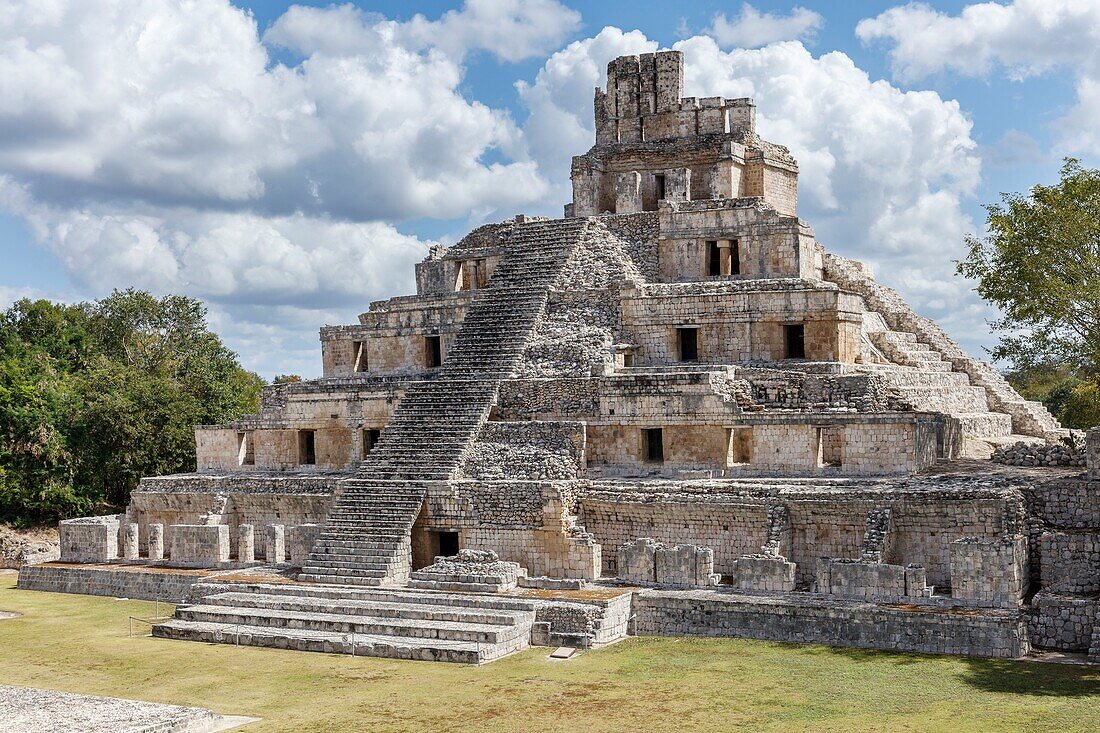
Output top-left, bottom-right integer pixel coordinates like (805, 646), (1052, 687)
(857, 0), (1100, 155)
(0, 0), (559, 375)
(707, 4), (823, 49)
(519, 33), (987, 341)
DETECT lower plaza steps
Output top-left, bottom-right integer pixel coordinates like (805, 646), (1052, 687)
(152, 581), (539, 664)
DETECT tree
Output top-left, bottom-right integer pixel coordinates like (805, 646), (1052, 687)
(958, 158), (1100, 372)
(958, 159), (1100, 429)
(0, 291), (264, 524)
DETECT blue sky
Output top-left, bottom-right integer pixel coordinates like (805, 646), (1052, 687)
(0, 1), (1095, 378)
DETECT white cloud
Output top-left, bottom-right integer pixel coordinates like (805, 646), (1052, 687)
(0, 0), (561, 374)
(856, 0), (1100, 155)
(265, 0), (580, 63)
(707, 4), (823, 49)
(402, 0), (581, 63)
(519, 32), (987, 343)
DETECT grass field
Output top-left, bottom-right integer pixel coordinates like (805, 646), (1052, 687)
(1, 573), (1098, 732)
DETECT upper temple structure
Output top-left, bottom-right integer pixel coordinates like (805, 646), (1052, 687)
(26, 51), (1100, 666)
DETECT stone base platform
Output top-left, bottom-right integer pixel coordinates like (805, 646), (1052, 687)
(0, 684), (255, 732)
(633, 588), (1030, 659)
(15, 562), (296, 602)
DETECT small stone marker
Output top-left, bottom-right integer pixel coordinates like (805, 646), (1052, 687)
(549, 646), (576, 659)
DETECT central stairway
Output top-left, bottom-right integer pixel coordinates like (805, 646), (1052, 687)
(299, 217), (592, 586)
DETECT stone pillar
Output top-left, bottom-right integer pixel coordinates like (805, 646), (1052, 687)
(718, 240), (732, 276)
(122, 523), (139, 560)
(147, 523), (164, 561)
(238, 524), (255, 563)
(265, 524), (285, 564)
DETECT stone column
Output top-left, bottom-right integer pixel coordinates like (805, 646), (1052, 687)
(122, 523), (139, 560)
(238, 524), (255, 563)
(718, 240), (732, 276)
(265, 524), (285, 564)
(147, 523), (164, 561)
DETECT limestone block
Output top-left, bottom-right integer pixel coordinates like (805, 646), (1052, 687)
(655, 544), (719, 588)
(237, 524), (255, 563)
(1088, 427), (1100, 478)
(287, 524), (323, 567)
(147, 523), (164, 561)
(168, 525), (229, 569)
(949, 536), (1028, 608)
(730, 555), (796, 592)
(618, 538), (659, 585)
(663, 168), (691, 202)
(905, 565), (929, 597)
(819, 558), (906, 599)
(614, 172), (642, 214)
(59, 515), (122, 563)
(122, 523), (139, 560)
(265, 524), (286, 564)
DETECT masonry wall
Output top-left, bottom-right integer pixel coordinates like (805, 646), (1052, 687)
(621, 286), (863, 364)
(657, 199), (817, 281)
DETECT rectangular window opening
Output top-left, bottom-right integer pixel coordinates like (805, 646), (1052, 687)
(298, 429), (316, 466)
(815, 426), (843, 468)
(678, 327), (699, 362)
(237, 431), (255, 466)
(425, 335), (442, 368)
(784, 324), (805, 359)
(644, 427), (665, 463)
(352, 341), (367, 373)
(654, 173), (666, 201)
(362, 428), (381, 458)
(727, 427), (752, 466)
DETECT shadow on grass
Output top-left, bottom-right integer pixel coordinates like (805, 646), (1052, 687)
(959, 657), (1100, 697)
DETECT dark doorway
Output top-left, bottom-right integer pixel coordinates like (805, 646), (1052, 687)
(729, 240), (741, 275)
(425, 335), (442, 368)
(678, 327), (699, 362)
(436, 530), (459, 558)
(644, 427), (665, 463)
(654, 173), (666, 201)
(706, 240), (721, 276)
(362, 428), (381, 458)
(298, 430), (316, 465)
(784, 324), (805, 359)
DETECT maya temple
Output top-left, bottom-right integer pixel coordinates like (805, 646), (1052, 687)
(21, 50), (1100, 665)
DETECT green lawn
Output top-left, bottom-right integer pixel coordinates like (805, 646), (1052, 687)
(1, 573), (1098, 733)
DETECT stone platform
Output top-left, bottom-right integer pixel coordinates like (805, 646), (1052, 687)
(0, 685), (254, 732)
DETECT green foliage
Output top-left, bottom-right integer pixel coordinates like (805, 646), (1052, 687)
(958, 158), (1100, 373)
(0, 290), (263, 525)
(1007, 366), (1100, 430)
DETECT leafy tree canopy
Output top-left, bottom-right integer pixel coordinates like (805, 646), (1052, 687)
(958, 158), (1100, 373)
(0, 290), (263, 525)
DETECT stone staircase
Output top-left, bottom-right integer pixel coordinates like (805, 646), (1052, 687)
(152, 581), (538, 664)
(299, 217), (592, 586)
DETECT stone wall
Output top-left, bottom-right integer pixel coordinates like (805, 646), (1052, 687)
(168, 525), (229, 568)
(621, 282), (863, 364)
(1039, 531), (1100, 594)
(1027, 592), (1098, 652)
(949, 536), (1028, 608)
(59, 515), (122, 563)
(633, 589), (1028, 658)
(17, 564), (204, 602)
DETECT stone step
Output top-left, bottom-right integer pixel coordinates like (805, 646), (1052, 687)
(954, 412), (1014, 438)
(892, 385), (990, 413)
(152, 619), (523, 664)
(176, 604), (527, 644)
(201, 591), (526, 626)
